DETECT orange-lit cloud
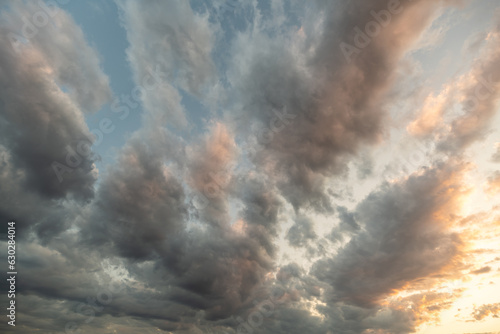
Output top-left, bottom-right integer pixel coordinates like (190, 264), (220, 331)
(486, 171), (500, 195)
(408, 16), (500, 153)
(407, 86), (453, 136)
(471, 302), (500, 321)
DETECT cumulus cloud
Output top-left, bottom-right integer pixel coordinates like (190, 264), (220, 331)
(407, 85), (454, 137)
(486, 170), (500, 195)
(286, 216), (317, 248)
(492, 143), (500, 162)
(86, 135), (188, 259)
(187, 122), (237, 227)
(116, 0), (216, 128)
(471, 266), (492, 274)
(230, 0), (460, 213)
(0, 1), (111, 241)
(314, 161), (469, 308)
(471, 303), (500, 321)
(75, 2), (281, 328)
(2, 1), (500, 334)
(409, 10), (500, 153)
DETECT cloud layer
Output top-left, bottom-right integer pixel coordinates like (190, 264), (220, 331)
(1, 1), (500, 334)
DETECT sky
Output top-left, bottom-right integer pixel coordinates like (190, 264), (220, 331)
(0, 0), (500, 333)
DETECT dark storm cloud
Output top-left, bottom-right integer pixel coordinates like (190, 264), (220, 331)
(313, 161), (468, 308)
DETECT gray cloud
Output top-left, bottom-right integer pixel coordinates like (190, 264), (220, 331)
(116, 0), (216, 128)
(286, 216), (317, 248)
(313, 161), (468, 308)
(0, 2), (111, 242)
(471, 266), (492, 275)
(492, 143), (500, 162)
(487, 170), (500, 194)
(231, 0), (458, 213)
(409, 10), (500, 154)
(3, 1), (498, 334)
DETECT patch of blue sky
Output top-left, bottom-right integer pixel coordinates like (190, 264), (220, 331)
(62, 0), (140, 169)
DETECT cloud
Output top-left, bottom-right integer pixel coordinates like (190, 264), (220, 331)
(492, 143), (500, 162)
(85, 133), (188, 260)
(0, 1), (111, 241)
(407, 85), (454, 136)
(328, 205), (361, 243)
(187, 122), (237, 227)
(471, 266), (492, 274)
(116, 0), (216, 128)
(313, 161), (470, 308)
(4, 1), (112, 112)
(230, 0), (460, 213)
(471, 303), (500, 321)
(286, 216), (317, 248)
(486, 170), (500, 195)
(75, 3), (281, 327)
(388, 290), (464, 328)
(409, 11), (500, 153)
(3, 1), (500, 333)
